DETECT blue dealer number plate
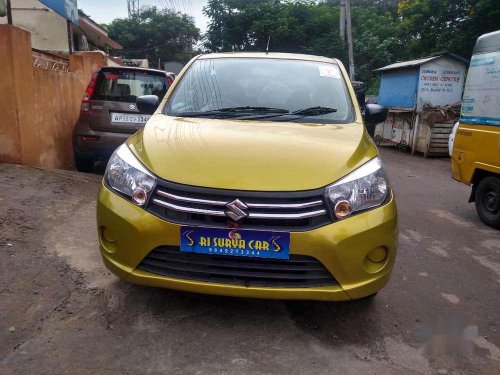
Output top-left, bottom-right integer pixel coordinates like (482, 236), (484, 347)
(180, 226), (290, 260)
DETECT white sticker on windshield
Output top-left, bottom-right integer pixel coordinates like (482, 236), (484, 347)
(318, 65), (341, 79)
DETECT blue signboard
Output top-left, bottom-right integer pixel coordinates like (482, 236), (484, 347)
(39, 0), (78, 24)
(180, 226), (291, 260)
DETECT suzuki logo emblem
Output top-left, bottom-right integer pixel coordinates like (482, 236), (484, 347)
(225, 199), (248, 222)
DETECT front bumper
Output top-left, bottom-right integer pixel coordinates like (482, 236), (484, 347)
(97, 184), (398, 301)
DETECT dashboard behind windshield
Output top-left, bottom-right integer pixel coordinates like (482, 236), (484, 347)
(165, 57), (354, 124)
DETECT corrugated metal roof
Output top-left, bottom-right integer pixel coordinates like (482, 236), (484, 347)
(375, 56), (439, 72)
(374, 53), (468, 72)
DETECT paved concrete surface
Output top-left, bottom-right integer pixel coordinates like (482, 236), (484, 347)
(0, 148), (499, 375)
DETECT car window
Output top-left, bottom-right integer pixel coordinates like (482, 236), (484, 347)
(166, 58), (354, 124)
(93, 70), (168, 103)
(460, 51), (500, 126)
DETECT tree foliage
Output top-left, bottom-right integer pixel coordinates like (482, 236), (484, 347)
(203, 0), (500, 93)
(397, 0), (500, 58)
(107, 7), (200, 64)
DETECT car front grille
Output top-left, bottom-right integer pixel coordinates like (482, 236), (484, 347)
(136, 246), (338, 288)
(146, 179), (332, 231)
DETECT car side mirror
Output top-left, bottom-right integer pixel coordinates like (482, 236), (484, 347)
(136, 95), (159, 115)
(352, 81), (365, 110)
(363, 104), (388, 137)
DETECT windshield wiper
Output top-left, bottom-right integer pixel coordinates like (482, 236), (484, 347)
(207, 106), (289, 114)
(174, 106), (336, 120)
(291, 106), (337, 116)
(174, 106), (289, 118)
(242, 106), (338, 121)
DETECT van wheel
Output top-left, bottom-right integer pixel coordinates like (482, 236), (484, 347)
(475, 176), (500, 229)
(75, 159), (95, 173)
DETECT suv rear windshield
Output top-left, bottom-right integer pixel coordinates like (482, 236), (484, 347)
(165, 57), (354, 124)
(93, 69), (168, 103)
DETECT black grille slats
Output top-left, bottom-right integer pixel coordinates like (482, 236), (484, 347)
(137, 246), (337, 288)
(146, 179), (332, 231)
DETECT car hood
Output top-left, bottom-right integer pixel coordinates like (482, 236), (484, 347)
(127, 114), (378, 191)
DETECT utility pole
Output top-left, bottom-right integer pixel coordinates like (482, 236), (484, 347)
(6, 0), (13, 24)
(340, 0), (355, 81)
(127, 0), (139, 17)
(345, 0), (355, 80)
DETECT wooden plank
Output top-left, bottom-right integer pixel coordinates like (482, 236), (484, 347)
(430, 142), (449, 146)
(431, 134), (451, 139)
(430, 146), (449, 149)
(432, 129), (453, 134)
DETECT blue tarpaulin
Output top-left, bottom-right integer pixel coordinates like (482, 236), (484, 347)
(39, 0), (78, 25)
(378, 69), (419, 108)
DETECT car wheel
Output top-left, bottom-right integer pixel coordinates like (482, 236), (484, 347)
(75, 158), (95, 173)
(475, 176), (500, 229)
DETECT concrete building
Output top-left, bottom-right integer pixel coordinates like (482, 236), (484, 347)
(0, 0), (122, 53)
(75, 9), (122, 53)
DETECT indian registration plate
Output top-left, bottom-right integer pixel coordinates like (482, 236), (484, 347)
(180, 226), (290, 260)
(110, 112), (151, 124)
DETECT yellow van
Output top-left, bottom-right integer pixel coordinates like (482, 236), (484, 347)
(451, 31), (500, 228)
(97, 53), (397, 301)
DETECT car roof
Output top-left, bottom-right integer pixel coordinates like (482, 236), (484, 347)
(198, 52), (340, 64)
(100, 66), (173, 75)
(473, 30), (500, 54)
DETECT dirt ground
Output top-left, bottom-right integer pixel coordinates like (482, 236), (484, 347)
(0, 148), (499, 375)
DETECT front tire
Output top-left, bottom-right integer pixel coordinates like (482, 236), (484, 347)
(475, 176), (500, 229)
(75, 158), (95, 173)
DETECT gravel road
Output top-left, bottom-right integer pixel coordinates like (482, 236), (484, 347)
(1, 148), (499, 374)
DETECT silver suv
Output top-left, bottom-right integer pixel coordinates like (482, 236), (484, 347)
(72, 66), (174, 172)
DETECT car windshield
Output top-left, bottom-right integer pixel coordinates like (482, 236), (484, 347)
(165, 57), (354, 124)
(93, 70), (168, 103)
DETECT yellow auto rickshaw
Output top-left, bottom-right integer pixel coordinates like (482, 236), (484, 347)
(452, 30), (500, 228)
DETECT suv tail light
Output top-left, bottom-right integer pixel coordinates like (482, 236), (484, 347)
(167, 75), (174, 87)
(81, 71), (99, 115)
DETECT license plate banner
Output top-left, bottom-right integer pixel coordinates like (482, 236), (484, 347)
(180, 227), (290, 259)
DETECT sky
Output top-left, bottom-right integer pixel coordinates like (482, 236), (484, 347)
(78, 0), (210, 31)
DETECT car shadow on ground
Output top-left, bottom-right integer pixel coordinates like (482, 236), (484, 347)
(105, 279), (384, 349)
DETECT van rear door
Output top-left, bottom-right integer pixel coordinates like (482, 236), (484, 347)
(88, 68), (168, 134)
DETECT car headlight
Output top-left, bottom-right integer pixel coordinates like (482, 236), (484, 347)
(104, 144), (156, 206)
(325, 157), (389, 219)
